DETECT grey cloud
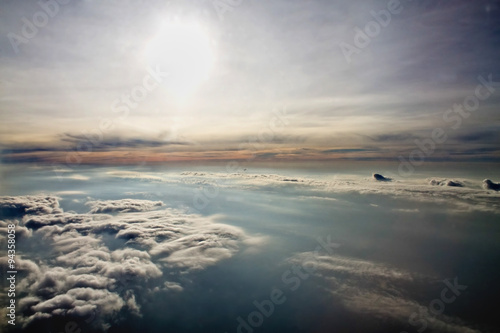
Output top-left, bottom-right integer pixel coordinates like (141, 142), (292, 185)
(287, 252), (480, 333)
(60, 133), (192, 150)
(372, 173), (391, 182)
(30, 288), (125, 326)
(455, 130), (499, 143)
(23, 212), (103, 229)
(483, 179), (500, 191)
(85, 199), (164, 214)
(162, 281), (184, 292)
(0, 219), (32, 239)
(0, 195), (63, 217)
(322, 148), (377, 153)
(0, 135), (193, 164)
(368, 133), (417, 143)
(429, 178), (464, 187)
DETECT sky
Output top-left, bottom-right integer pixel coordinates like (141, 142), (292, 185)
(1, 3), (500, 332)
(1, 0), (500, 166)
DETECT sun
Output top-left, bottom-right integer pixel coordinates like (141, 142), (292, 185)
(145, 20), (215, 100)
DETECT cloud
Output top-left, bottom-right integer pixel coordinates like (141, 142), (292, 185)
(23, 212), (103, 230)
(0, 196), (259, 330)
(57, 174), (90, 181)
(483, 179), (500, 191)
(0, 219), (32, 240)
(106, 171), (165, 182)
(85, 199), (164, 213)
(0, 195), (63, 217)
(175, 172), (500, 214)
(392, 208), (420, 213)
(455, 130), (499, 143)
(372, 173), (391, 182)
(54, 191), (87, 196)
(287, 252), (480, 333)
(321, 148), (377, 153)
(429, 179), (464, 187)
(369, 133), (417, 143)
(60, 133), (192, 149)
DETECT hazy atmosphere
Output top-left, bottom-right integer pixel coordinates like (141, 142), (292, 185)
(1, 1), (500, 333)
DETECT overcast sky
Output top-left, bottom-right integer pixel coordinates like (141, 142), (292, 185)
(1, 0), (499, 165)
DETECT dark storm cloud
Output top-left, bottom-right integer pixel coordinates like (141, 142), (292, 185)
(0, 196), (260, 330)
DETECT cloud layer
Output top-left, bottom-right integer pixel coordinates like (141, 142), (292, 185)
(287, 252), (480, 333)
(161, 172), (500, 214)
(85, 199), (164, 213)
(0, 196), (258, 330)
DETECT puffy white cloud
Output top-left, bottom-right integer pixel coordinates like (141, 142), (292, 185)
(23, 212), (105, 229)
(85, 199), (164, 213)
(0, 195), (63, 216)
(0, 219), (32, 240)
(30, 288), (125, 323)
(0, 196), (258, 330)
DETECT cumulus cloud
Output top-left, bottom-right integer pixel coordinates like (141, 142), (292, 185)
(85, 199), (164, 213)
(0, 219), (32, 240)
(23, 212), (106, 229)
(429, 178), (464, 187)
(175, 172), (500, 214)
(0, 195), (63, 216)
(287, 252), (479, 333)
(483, 179), (500, 191)
(372, 173), (391, 182)
(0, 196), (258, 330)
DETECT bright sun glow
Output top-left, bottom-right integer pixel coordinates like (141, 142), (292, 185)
(145, 20), (215, 100)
